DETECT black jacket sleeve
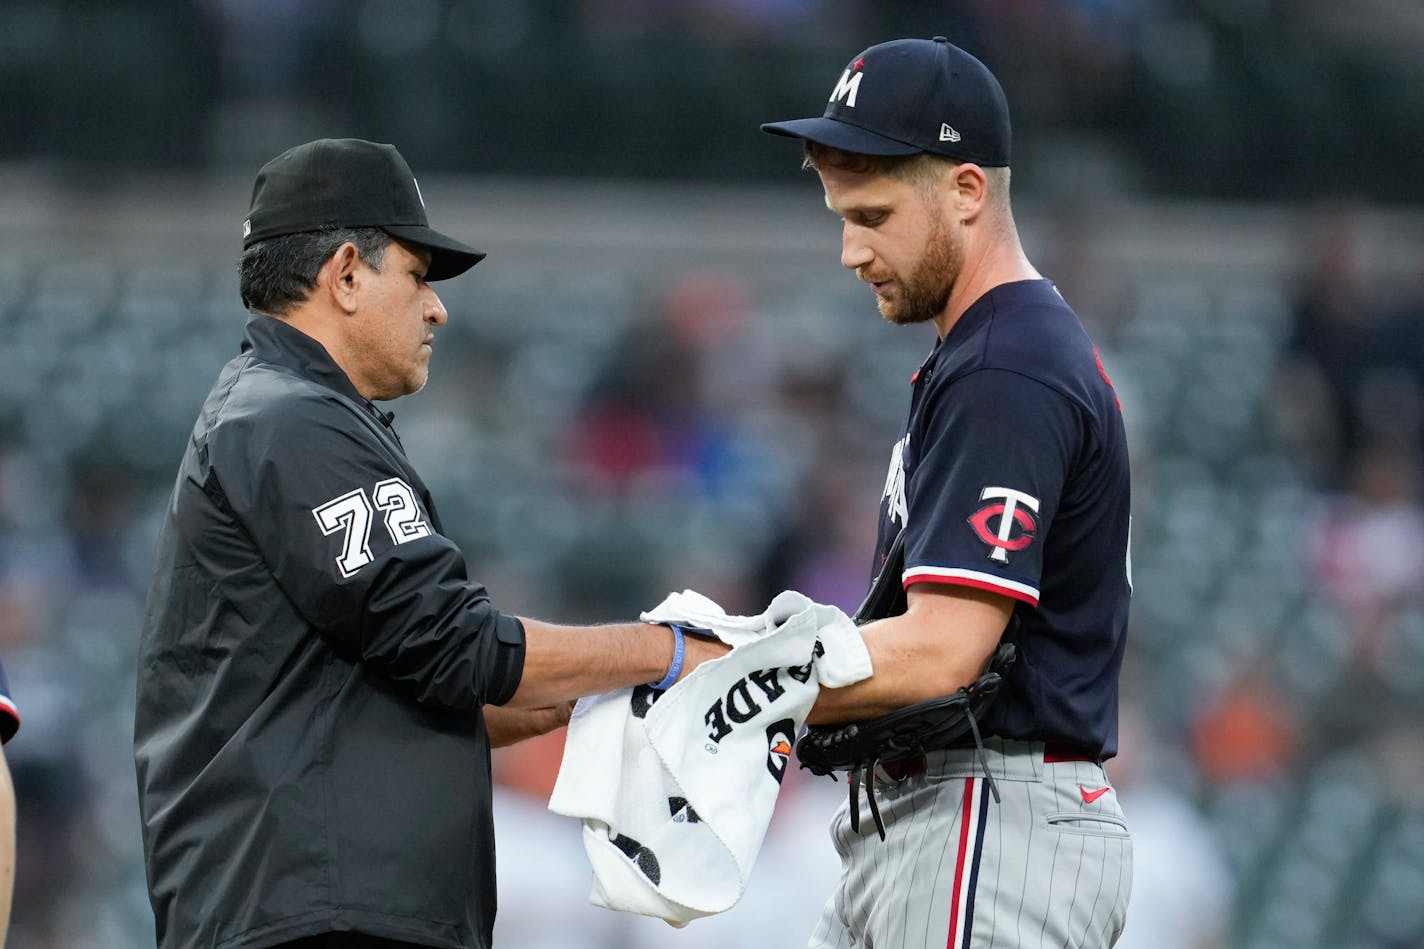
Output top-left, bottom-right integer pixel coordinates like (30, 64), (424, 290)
(208, 382), (525, 708)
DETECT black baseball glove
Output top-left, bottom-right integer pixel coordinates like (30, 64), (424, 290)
(794, 642), (1016, 838)
(795, 642), (1016, 778)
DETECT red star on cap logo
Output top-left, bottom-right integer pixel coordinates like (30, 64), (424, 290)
(853, 56), (865, 70)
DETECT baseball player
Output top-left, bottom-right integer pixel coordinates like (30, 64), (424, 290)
(0, 661), (16, 747)
(0, 657), (16, 948)
(133, 139), (727, 949)
(762, 38), (1133, 947)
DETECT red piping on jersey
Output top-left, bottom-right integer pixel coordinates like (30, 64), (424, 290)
(1094, 346), (1122, 412)
(0, 696), (18, 741)
(903, 572), (1040, 608)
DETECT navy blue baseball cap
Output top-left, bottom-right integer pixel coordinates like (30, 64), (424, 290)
(761, 36), (1011, 167)
(243, 138), (485, 281)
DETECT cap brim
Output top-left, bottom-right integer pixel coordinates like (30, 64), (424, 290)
(382, 224), (486, 281)
(760, 117), (923, 157)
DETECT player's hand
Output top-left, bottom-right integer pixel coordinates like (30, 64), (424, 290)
(484, 701), (574, 748)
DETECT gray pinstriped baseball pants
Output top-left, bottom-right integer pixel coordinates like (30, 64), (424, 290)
(807, 739), (1132, 948)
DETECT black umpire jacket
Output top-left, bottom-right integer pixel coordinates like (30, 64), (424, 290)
(135, 315), (527, 949)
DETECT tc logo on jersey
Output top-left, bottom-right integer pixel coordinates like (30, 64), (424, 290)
(968, 486), (1040, 564)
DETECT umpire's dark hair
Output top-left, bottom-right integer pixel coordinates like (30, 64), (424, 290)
(239, 226), (392, 315)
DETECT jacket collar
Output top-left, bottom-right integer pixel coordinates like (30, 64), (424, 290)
(241, 313), (368, 405)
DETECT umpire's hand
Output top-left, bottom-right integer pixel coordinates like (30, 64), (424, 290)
(485, 701), (575, 748)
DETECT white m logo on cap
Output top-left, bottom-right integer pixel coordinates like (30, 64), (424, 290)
(829, 69), (864, 108)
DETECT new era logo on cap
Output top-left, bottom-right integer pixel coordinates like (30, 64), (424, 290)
(939, 124), (961, 142)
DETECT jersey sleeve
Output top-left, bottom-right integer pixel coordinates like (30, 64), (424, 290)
(0, 658), (17, 743)
(902, 368), (1080, 606)
(209, 392), (525, 708)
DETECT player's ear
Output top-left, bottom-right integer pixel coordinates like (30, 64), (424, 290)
(320, 242), (364, 314)
(948, 162), (988, 221)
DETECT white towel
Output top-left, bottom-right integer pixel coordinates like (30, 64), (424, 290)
(548, 590), (871, 926)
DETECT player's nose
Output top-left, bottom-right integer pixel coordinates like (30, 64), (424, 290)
(840, 222), (873, 270)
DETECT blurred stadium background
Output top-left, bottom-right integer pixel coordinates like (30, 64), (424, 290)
(3, 1), (1424, 947)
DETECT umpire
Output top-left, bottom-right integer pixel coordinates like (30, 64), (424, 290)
(134, 139), (725, 949)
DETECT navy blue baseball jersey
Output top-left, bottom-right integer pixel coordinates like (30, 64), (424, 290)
(874, 279), (1131, 759)
(0, 657), (17, 743)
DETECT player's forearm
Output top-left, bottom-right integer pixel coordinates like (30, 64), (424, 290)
(808, 627), (975, 723)
(503, 619), (677, 707)
(808, 589), (1009, 724)
(808, 661), (993, 724)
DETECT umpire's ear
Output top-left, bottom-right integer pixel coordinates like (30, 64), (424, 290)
(322, 241), (366, 315)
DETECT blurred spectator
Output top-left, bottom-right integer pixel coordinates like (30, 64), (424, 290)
(1309, 441), (1424, 663)
(1275, 209), (1387, 488)
(1187, 660), (1299, 787)
(1372, 241), (1424, 448)
(755, 462), (877, 616)
(564, 318), (704, 497)
(1302, 441), (1424, 772)
(62, 463), (141, 593)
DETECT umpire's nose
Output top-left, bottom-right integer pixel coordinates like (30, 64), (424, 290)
(424, 288), (448, 326)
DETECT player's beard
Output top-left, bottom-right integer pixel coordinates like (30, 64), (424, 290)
(872, 210), (962, 326)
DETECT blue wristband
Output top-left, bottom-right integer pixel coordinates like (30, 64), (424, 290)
(650, 624), (686, 691)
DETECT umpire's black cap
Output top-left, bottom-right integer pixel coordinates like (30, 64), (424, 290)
(242, 138), (485, 281)
(761, 36), (1011, 167)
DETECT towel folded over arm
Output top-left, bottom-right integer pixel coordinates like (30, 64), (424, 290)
(548, 589), (872, 926)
